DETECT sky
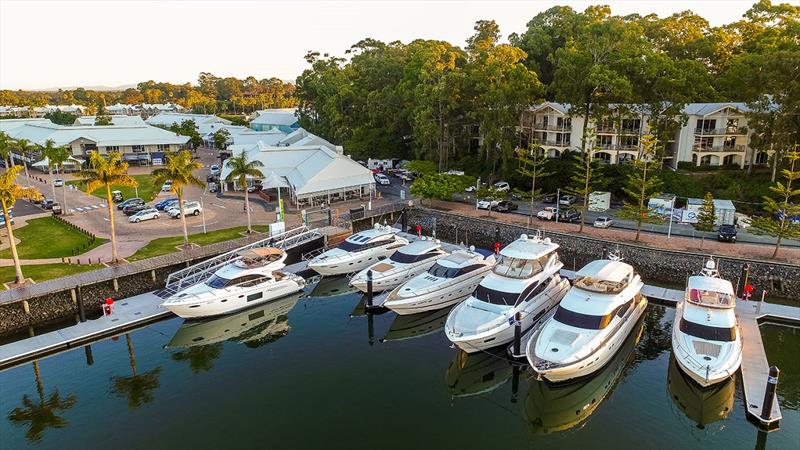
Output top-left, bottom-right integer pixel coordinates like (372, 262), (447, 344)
(0, 0), (788, 90)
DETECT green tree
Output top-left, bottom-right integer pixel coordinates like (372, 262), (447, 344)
(409, 173), (468, 206)
(39, 139), (69, 201)
(73, 151), (138, 262)
(474, 185), (505, 218)
(42, 144), (73, 214)
(0, 165), (42, 284)
(619, 134), (664, 241)
(171, 344), (223, 374)
(151, 150), (204, 246)
(565, 150), (603, 233)
(0, 131), (13, 167)
(515, 146), (551, 224)
(751, 150), (800, 258)
(43, 110), (78, 125)
(110, 334), (162, 410)
(8, 362), (77, 443)
(212, 128), (231, 150)
(12, 138), (36, 185)
(695, 192), (717, 231)
(224, 150), (265, 233)
(404, 159), (437, 176)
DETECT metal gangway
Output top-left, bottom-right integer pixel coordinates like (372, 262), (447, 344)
(154, 225), (323, 299)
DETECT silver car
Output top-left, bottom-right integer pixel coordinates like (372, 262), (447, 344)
(168, 201), (202, 218)
(129, 208), (160, 223)
(593, 216), (614, 228)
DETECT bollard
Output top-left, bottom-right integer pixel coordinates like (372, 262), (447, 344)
(76, 285), (86, 322)
(400, 209), (407, 233)
(513, 312), (522, 356)
(760, 366), (780, 421)
(602, 246), (608, 259)
(365, 270), (373, 308)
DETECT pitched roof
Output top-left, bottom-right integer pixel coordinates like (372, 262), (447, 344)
(250, 108), (299, 126)
(74, 115), (146, 126)
(145, 113), (230, 128)
(7, 122), (189, 147)
(683, 102), (750, 116)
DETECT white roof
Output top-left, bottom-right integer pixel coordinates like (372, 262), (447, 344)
(499, 234), (559, 259)
(0, 118), (52, 134)
(74, 115), (145, 126)
(687, 275), (734, 296)
(146, 113), (230, 129)
(230, 130), (288, 146)
(683, 102), (750, 116)
(251, 108), (299, 126)
(31, 155), (84, 167)
(7, 122), (189, 147)
(686, 198), (736, 211)
(575, 259), (634, 284)
(530, 102), (571, 115)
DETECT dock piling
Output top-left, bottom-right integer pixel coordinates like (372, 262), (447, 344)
(76, 285), (86, 323)
(761, 366), (780, 422)
(366, 270), (373, 308)
(513, 312), (522, 357)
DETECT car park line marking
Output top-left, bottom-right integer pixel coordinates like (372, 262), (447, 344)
(90, 205), (99, 209)
(76, 207), (85, 212)
(212, 203), (226, 209)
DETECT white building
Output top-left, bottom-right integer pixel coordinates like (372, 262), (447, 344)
(249, 108), (299, 133)
(146, 113), (230, 135)
(73, 115), (146, 126)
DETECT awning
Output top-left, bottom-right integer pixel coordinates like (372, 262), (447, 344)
(261, 171), (290, 189)
(32, 156), (84, 167)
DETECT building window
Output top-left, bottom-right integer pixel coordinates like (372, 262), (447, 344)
(132, 145), (144, 153)
(621, 119), (640, 133)
(726, 119), (739, 133)
(723, 136), (736, 150)
(620, 136), (639, 149)
(157, 144), (169, 151)
(755, 152), (769, 165)
(598, 135), (612, 148)
(105, 145), (120, 152)
(696, 119), (716, 133)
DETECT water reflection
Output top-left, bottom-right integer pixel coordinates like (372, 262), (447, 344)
(7, 361), (77, 443)
(311, 276), (358, 298)
(667, 356), (735, 429)
(524, 320), (643, 434)
(382, 307), (452, 342)
(109, 334), (162, 410)
(636, 305), (672, 362)
(445, 349), (514, 398)
(166, 292), (302, 349)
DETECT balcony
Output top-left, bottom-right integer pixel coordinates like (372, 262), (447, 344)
(693, 127), (748, 136)
(595, 125), (615, 133)
(535, 139), (571, 148)
(619, 128), (641, 135)
(533, 122), (571, 132)
(693, 144), (746, 153)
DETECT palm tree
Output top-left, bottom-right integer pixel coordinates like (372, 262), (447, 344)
(73, 151), (137, 262)
(109, 334), (161, 410)
(224, 150), (264, 233)
(0, 131), (13, 167)
(8, 361), (77, 443)
(48, 145), (72, 214)
(171, 343), (223, 373)
(0, 166), (42, 284)
(151, 150), (204, 246)
(13, 138), (37, 186)
(39, 140), (70, 201)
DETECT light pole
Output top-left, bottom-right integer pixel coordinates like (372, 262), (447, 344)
(200, 197), (207, 234)
(667, 196), (675, 239)
(555, 188), (561, 223)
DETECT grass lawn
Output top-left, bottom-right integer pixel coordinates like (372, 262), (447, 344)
(68, 173), (160, 202)
(128, 225), (269, 261)
(0, 217), (107, 259)
(1, 263), (104, 288)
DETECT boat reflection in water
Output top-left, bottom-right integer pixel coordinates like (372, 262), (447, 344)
(166, 293), (302, 349)
(667, 355), (735, 429)
(445, 349), (515, 398)
(310, 276), (359, 299)
(381, 307), (452, 343)
(524, 319), (643, 434)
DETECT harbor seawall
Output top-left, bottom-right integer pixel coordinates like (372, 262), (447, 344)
(391, 208), (799, 301)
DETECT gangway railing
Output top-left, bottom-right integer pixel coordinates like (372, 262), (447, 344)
(155, 225), (323, 299)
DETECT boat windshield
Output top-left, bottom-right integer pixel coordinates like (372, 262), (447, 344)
(687, 289), (734, 307)
(337, 240), (364, 252)
(573, 275), (629, 294)
(493, 254), (546, 279)
(679, 318), (737, 342)
(473, 284), (518, 306)
(551, 300), (632, 330)
(390, 251), (437, 264)
(206, 274), (232, 288)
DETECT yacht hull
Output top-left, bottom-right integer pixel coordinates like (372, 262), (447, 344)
(350, 263), (436, 293)
(308, 247), (398, 276)
(383, 276), (485, 315)
(163, 279), (304, 319)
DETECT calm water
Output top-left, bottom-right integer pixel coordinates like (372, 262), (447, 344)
(0, 278), (798, 450)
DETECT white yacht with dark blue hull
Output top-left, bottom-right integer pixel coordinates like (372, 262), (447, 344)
(445, 234), (569, 354)
(308, 224), (408, 276)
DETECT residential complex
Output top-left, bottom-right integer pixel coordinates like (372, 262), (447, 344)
(520, 102), (771, 168)
(145, 112), (231, 135)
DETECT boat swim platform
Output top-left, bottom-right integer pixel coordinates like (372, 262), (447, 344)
(0, 259), (313, 372)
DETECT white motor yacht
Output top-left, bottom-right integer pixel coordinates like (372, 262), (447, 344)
(528, 257), (647, 383)
(350, 238), (448, 293)
(162, 247), (306, 319)
(672, 258), (741, 387)
(308, 224), (409, 276)
(445, 234), (569, 354)
(383, 247), (496, 315)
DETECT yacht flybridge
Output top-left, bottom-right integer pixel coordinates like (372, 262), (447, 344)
(161, 247), (305, 319)
(672, 258), (741, 387)
(308, 224), (408, 276)
(383, 246), (495, 315)
(527, 256), (647, 383)
(350, 238), (448, 293)
(445, 234), (569, 353)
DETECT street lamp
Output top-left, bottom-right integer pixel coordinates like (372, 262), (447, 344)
(667, 196), (675, 239)
(555, 188), (561, 223)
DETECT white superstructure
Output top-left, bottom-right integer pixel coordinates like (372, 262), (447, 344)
(383, 247), (495, 315)
(308, 224), (408, 276)
(528, 257), (647, 383)
(161, 247), (305, 319)
(445, 234), (569, 353)
(350, 238), (447, 293)
(672, 259), (742, 387)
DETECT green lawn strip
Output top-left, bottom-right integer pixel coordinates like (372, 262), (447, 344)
(68, 174), (160, 202)
(1, 263), (104, 288)
(0, 217), (107, 259)
(128, 225), (269, 261)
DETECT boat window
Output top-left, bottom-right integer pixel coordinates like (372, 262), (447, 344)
(679, 318), (737, 342)
(457, 264), (486, 277)
(553, 306), (615, 330)
(473, 284), (519, 306)
(247, 292), (263, 302)
(238, 275), (270, 287)
(337, 240), (364, 252)
(206, 274), (232, 288)
(492, 255), (545, 279)
(390, 251), (438, 264)
(428, 263), (461, 278)
(687, 289), (734, 307)
(517, 279), (550, 305)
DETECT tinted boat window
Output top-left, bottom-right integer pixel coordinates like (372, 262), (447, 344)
(390, 251), (437, 264)
(554, 306), (613, 330)
(206, 274), (231, 288)
(337, 240), (364, 252)
(428, 263), (460, 278)
(679, 318), (737, 342)
(473, 284), (518, 306)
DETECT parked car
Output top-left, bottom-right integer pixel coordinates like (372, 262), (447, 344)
(129, 208), (160, 223)
(537, 207), (559, 220)
(465, 184), (479, 193)
(717, 224), (737, 243)
(161, 180), (173, 192)
(558, 210), (582, 223)
(51, 203), (63, 215)
(210, 164), (220, 175)
(208, 182), (218, 193)
(0, 213), (13, 227)
(493, 181), (510, 192)
(117, 198), (144, 210)
(542, 194), (556, 204)
(123, 204), (148, 216)
(53, 178), (64, 187)
(593, 216), (614, 228)
(168, 201), (202, 218)
(375, 173), (391, 185)
(494, 200), (518, 213)
(477, 199), (500, 210)
(155, 197), (178, 210)
(111, 190), (124, 203)
(43, 198), (55, 210)
(559, 195), (577, 206)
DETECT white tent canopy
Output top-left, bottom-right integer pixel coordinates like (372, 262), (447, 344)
(260, 171), (290, 189)
(31, 155), (84, 168)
